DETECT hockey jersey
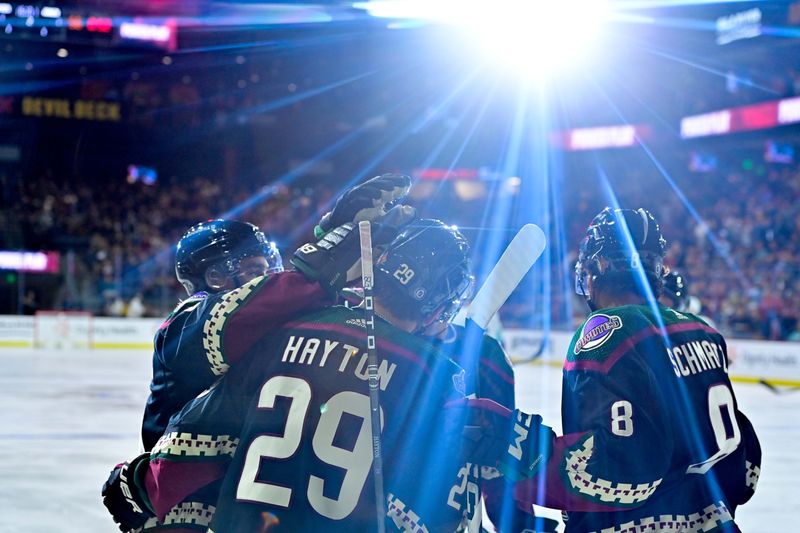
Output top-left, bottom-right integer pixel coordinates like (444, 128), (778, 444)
(143, 306), (476, 532)
(432, 320), (535, 530)
(512, 304), (761, 533)
(141, 271), (333, 451)
(433, 319), (515, 410)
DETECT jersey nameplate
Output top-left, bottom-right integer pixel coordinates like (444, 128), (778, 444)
(574, 314), (623, 354)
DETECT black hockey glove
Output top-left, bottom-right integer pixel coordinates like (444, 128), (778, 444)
(316, 173), (414, 237)
(451, 398), (554, 482)
(292, 221), (399, 294)
(101, 453), (155, 532)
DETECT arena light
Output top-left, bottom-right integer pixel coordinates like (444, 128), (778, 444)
(356, 0), (610, 77)
(40, 6), (62, 19)
(120, 21), (171, 43)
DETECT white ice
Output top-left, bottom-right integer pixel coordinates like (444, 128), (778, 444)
(0, 348), (796, 532)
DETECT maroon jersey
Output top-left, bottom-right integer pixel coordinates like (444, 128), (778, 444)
(143, 306), (477, 532)
(141, 271), (333, 450)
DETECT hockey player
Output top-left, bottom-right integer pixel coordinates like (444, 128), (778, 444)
(661, 270), (690, 312)
(139, 173), (414, 451)
(460, 207), (761, 532)
(662, 269), (718, 330)
(103, 220), (478, 532)
(140, 219), (285, 450)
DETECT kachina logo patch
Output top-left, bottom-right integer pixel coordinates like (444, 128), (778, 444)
(574, 314), (623, 354)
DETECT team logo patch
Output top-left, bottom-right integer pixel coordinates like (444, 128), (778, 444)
(573, 314), (623, 354)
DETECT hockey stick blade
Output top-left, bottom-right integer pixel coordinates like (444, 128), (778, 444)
(468, 224), (546, 330)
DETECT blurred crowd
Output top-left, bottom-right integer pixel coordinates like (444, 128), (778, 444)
(566, 163), (800, 342)
(4, 153), (799, 342)
(4, 31), (800, 341)
(1, 172), (333, 319)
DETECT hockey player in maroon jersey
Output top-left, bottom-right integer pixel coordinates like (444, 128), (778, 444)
(103, 220), (478, 532)
(139, 173), (414, 451)
(460, 207), (761, 532)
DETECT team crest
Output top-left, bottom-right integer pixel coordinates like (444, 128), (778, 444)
(573, 314), (623, 354)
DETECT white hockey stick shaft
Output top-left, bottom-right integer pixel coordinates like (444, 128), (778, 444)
(468, 224), (547, 330)
(358, 221), (387, 533)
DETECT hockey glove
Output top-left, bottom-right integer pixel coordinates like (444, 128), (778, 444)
(101, 453), (155, 532)
(292, 221), (399, 294)
(316, 173), (414, 237)
(452, 398), (554, 483)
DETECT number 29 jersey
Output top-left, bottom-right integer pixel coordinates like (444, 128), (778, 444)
(161, 306), (472, 532)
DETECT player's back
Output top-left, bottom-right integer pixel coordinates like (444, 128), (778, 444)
(562, 304), (760, 532)
(142, 292), (213, 451)
(210, 305), (470, 532)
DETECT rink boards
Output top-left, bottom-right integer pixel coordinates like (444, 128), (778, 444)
(2, 314), (798, 386)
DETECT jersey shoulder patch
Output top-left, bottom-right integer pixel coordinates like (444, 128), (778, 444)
(567, 306), (652, 365)
(159, 292), (208, 330)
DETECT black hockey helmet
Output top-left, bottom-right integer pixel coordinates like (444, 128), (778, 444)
(175, 219), (283, 295)
(375, 219), (473, 328)
(575, 207), (667, 305)
(662, 270), (690, 311)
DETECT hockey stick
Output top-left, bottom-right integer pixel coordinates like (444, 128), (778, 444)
(467, 224), (547, 330)
(757, 379), (800, 395)
(358, 221), (387, 533)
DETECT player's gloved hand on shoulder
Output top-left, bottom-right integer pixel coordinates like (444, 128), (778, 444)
(292, 221), (399, 294)
(101, 453), (155, 532)
(316, 173), (415, 237)
(450, 398), (554, 482)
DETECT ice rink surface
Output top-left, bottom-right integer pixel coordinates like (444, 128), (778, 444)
(0, 348), (797, 532)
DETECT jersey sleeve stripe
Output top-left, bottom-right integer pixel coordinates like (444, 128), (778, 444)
(203, 277), (266, 376)
(565, 322), (721, 373)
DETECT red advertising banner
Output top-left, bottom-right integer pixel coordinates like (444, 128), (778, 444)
(681, 96), (800, 139)
(551, 124), (651, 151)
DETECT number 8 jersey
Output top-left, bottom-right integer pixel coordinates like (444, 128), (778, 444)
(144, 306), (475, 532)
(512, 304), (761, 533)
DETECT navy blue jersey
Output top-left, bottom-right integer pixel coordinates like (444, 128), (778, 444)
(145, 306), (475, 532)
(512, 304), (761, 532)
(140, 272), (332, 451)
(434, 320), (515, 410)
(432, 320), (528, 530)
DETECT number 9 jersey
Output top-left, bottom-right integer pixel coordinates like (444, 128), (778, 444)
(143, 305), (476, 532)
(513, 304), (761, 533)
